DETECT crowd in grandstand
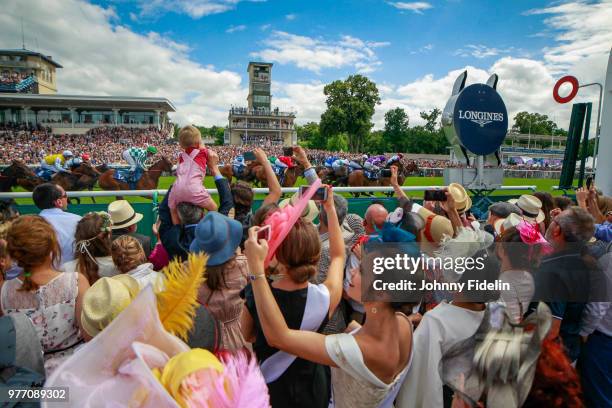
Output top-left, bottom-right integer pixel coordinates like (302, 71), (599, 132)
(1, 128), (610, 406)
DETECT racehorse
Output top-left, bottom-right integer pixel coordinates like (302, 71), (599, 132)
(348, 160), (419, 197)
(251, 162), (304, 188)
(52, 162), (103, 203)
(220, 162), (257, 183)
(0, 160), (41, 192)
(98, 156), (173, 196)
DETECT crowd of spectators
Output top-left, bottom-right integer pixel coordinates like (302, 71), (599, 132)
(0, 140), (610, 407)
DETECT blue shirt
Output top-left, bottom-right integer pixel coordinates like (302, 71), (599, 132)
(594, 222), (612, 243)
(39, 208), (82, 264)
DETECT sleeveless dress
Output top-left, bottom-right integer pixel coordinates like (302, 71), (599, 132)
(169, 148), (213, 209)
(325, 314), (414, 408)
(0, 272), (83, 375)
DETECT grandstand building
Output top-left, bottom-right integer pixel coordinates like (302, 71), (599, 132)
(0, 51), (175, 134)
(0, 49), (62, 94)
(225, 62), (297, 146)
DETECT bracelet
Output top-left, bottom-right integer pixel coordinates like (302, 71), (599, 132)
(248, 274), (266, 282)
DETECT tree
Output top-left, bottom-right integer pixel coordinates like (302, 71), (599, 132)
(363, 130), (386, 154)
(296, 122), (326, 149)
(320, 75), (381, 153)
(195, 125), (225, 145)
(326, 133), (349, 152)
(420, 108), (442, 133)
(383, 108), (409, 152)
(400, 108), (449, 154)
(512, 111), (565, 136)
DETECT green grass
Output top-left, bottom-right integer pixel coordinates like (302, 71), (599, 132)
(10, 175), (566, 206)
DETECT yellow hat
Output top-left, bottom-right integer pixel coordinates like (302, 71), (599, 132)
(81, 274), (140, 337)
(160, 349), (224, 407)
(448, 183), (472, 213)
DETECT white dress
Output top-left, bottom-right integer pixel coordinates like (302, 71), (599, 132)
(127, 263), (164, 289)
(325, 314), (414, 408)
(396, 302), (485, 408)
(0, 272), (82, 375)
(61, 256), (119, 279)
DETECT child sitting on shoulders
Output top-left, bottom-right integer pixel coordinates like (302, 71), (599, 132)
(169, 125), (217, 224)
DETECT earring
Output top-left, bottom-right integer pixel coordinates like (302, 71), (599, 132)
(370, 307), (377, 314)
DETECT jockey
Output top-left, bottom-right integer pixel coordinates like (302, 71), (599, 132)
(274, 155), (295, 172)
(40, 150), (74, 174)
(325, 155), (339, 169)
(387, 153), (403, 167)
(122, 146), (157, 179)
(233, 154), (246, 175)
(331, 157), (350, 176)
(81, 153), (91, 163)
(64, 154), (83, 170)
(363, 155), (386, 173)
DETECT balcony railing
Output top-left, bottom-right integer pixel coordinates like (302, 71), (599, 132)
(231, 122), (294, 130)
(229, 107), (295, 117)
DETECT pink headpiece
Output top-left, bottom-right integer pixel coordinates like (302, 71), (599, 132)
(263, 179), (323, 267)
(516, 220), (553, 257)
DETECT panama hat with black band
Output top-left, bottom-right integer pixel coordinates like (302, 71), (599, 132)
(108, 200), (144, 230)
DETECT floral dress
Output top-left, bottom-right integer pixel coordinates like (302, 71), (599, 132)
(0, 272), (82, 375)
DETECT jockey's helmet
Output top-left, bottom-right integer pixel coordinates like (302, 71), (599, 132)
(63, 150), (74, 158)
(146, 146), (158, 155)
(81, 153), (90, 161)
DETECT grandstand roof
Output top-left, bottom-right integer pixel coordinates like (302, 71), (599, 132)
(0, 49), (63, 68)
(0, 93), (175, 111)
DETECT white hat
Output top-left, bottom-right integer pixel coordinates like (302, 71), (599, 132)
(108, 200), (144, 230)
(514, 195), (545, 224)
(494, 212), (523, 235)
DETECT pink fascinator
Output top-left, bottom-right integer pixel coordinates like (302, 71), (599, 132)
(263, 179), (323, 267)
(516, 220), (553, 256)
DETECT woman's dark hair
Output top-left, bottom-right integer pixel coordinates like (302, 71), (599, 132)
(252, 203), (279, 226)
(497, 226), (541, 271)
(75, 213), (112, 284)
(231, 181), (254, 218)
(534, 192), (555, 230)
(553, 196), (573, 211)
(458, 248), (500, 302)
(205, 256), (235, 292)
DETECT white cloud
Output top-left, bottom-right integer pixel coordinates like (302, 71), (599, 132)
(454, 44), (514, 59)
(0, 0), (248, 126)
(260, 24), (271, 31)
(225, 24), (246, 33)
(251, 31), (387, 74)
(136, 0), (264, 19)
(285, 13), (297, 21)
(387, 1), (433, 14)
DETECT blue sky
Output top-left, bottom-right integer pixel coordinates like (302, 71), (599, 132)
(2, 0), (611, 128)
(92, 0), (556, 86)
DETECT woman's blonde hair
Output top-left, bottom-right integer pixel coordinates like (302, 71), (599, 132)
(178, 125), (202, 149)
(111, 235), (146, 273)
(7, 215), (60, 292)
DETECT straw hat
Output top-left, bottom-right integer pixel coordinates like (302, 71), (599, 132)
(448, 183), (472, 213)
(81, 274), (140, 337)
(279, 194), (319, 223)
(494, 212), (523, 235)
(414, 205), (454, 244)
(108, 200), (143, 230)
(513, 195), (545, 224)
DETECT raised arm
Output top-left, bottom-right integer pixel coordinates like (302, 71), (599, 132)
(321, 186), (346, 317)
(390, 165), (408, 201)
(293, 146), (319, 185)
(208, 150), (233, 216)
(244, 227), (336, 367)
(256, 148), (282, 206)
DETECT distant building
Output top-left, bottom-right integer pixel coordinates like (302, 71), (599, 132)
(0, 51), (175, 133)
(0, 49), (62, 94)
(225, 62), (297, 146)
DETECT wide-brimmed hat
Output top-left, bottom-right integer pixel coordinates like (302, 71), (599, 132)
(512, 195), (545, 224)
(413, 204), (454, 244)
(190, 212), (242, 266)
(108, 200), (143, 230)
(81, 274), (141, 337)
(448, 183), (472, 213)
(279, 194), (319, 223)
(494, 212), (523, 235)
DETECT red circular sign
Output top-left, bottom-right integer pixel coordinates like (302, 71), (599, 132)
(553, 75), (579, 104)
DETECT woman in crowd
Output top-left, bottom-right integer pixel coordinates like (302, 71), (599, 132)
(243, 186), (415, 408)
(240, 186), (344, 408)
(111, 235), (163, 289)
(62, 211), (118, 284)
(534, 191), (555, 232)
(0, 215), (89, 375)
(191, 211), (249, 352)
(495, 221), (547, 323)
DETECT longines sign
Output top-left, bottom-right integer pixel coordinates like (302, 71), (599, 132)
(457, 110), (505, 127)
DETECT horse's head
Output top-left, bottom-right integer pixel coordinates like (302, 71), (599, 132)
(156, 156), (173, 173)
(74, 162), (101, 178)
(4, 160), (35, 179)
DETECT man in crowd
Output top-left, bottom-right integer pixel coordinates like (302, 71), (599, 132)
(32, 183), (81, 263)
(484, 201), (522, 237)
(108, 200), (152, 257)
